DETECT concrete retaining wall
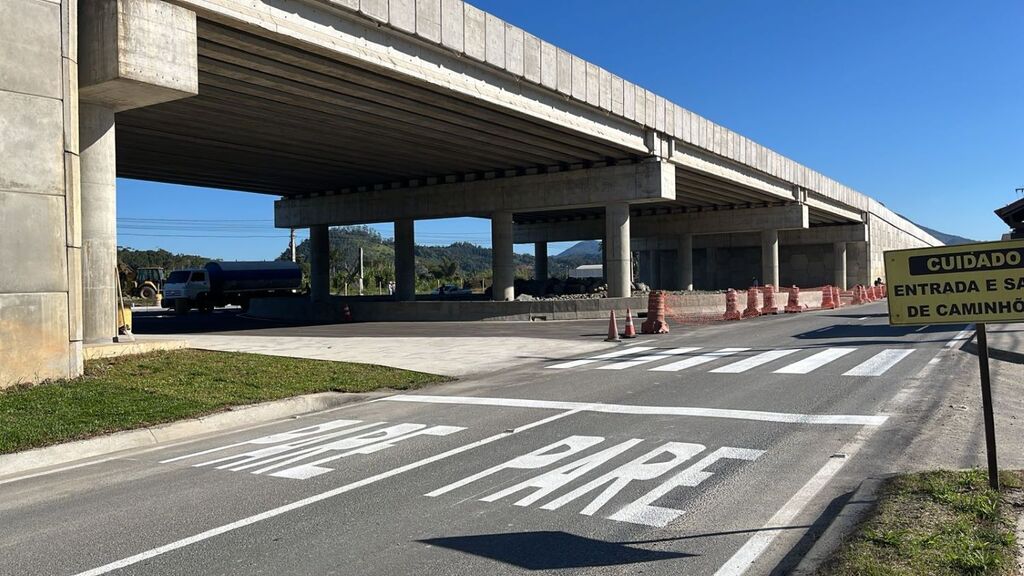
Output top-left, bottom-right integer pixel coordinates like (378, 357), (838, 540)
(249, 295), (650, 323)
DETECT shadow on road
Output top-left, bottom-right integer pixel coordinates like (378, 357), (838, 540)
(794, 323), (963, 341)
(420, 530), (695, 569)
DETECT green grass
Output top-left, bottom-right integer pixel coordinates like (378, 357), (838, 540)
(0, 349), (448, 454)
(821, 469), (1022, 576)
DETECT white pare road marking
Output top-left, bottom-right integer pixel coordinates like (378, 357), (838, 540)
(428, 435), (764, 528)
(548, 347), (656, 369)
(382, 395), (888, 426)
(597, 347), (701, 370)
(843, 349), (914, 377)
(72, 410), (581, 576)
(710, 349), (800, 374)
(773, 347), (856, 374)
(161, 419), (464, 480)
(649, 348), (750, 372)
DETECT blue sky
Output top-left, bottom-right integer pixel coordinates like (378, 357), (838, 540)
(117, 0), (1023, 259)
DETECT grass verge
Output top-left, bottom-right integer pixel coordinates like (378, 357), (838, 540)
(821, 469), (1023, 576)
(0, 349), (449, 454)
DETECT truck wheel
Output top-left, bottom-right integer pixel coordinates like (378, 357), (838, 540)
(140, 286), (157, 300)
(174, 298), (190, 316)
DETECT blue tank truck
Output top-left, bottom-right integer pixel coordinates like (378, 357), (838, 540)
(161, 261), (302, 315)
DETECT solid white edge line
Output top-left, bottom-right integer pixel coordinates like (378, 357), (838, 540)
(713, 429), (869, 576)
(717, 320), (970, 575)
(945, 325), (975, 348)
(71, 409), (581, 576)
(382, 395), (887, 426)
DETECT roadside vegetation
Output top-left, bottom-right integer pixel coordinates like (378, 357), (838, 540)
(0, 349), (447, 454)
(821, 469), (1023, 576)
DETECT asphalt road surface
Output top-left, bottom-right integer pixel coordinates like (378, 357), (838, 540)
(0, 302), (974, 575)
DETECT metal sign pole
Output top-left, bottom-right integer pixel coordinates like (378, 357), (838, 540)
(975, 323), (1000, 490)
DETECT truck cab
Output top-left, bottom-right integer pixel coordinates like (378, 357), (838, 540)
(162, 268), (211, 315)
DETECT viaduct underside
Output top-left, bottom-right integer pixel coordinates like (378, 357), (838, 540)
(0, 0), (940, 386)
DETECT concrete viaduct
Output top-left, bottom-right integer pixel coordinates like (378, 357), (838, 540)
(1, 0), (940, 386)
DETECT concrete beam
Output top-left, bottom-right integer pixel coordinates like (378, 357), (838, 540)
(781, 224), (867, 245)
(79, 0), (198, 111)
(275, 160), (674, 228)
(513, 204), (808, 243)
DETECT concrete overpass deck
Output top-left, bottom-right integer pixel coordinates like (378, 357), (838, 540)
(2, 0), (943, 386)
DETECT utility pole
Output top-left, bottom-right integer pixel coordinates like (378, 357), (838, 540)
(358, 247), (364, 295)
(289, 228), (296, 262)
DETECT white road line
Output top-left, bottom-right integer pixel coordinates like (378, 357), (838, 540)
(382, 395), (888, 426)
(914, 325), (930, 332)
(649, 348), (750, 372)
(843, 349), (914, 376)
(597, 347), (701, 370)
(945, 325), (975, 348)
(710, 349), (800, 374)
(773, 347), (856, 374)
(714, 429), (870, 576)
(547, 347), (656, 369)
(71, 409), (581, 576)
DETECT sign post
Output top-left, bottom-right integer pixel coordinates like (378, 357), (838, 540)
(975, 323), (999, 490)
(884, 239), (1024, 490)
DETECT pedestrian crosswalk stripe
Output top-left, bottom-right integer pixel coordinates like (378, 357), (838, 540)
(773, 347), (856, 374)
(598, 347), (702, 370)
(843, 349), (914, 376)
(650, 348), (751, 372)
(710, 349), (801, 374)
(548, 347), (657, 369)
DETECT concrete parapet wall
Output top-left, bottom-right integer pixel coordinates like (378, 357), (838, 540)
(249, 295), (649, 323)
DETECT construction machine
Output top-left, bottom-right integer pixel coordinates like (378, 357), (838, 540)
(118, 262), (166, 299)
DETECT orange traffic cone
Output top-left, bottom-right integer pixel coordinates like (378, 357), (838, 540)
(742, 287), (761, 318)
(821, 285), (836, 309)
(832, 286), (843, 308)
(605, 310), (621, 342)
(761, 285), (779, 315)
(623, 308), (637, 338)
(723, 289), (742, 321)
(784, 285), (803, 313)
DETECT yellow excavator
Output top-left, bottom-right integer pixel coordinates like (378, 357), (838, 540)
(118, 262), (165, 300)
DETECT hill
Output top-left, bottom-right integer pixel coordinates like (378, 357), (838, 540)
(283, 225), (536, 292)
(118, 247), (212, 272)
(918, 225), (975, 245)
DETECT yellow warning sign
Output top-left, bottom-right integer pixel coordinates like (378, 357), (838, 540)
(886, 239), (1024, 325)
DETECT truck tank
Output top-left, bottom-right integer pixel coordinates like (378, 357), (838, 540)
(204, 261), (302, 294)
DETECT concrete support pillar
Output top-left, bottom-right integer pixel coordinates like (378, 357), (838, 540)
(834, 242), (848, 290)
(606, 203), (632, 298)
(534, 242), (548, 282)
(395, 218), (416, 301)
(80, 104), (117, 344)
(761, 228), (779, 287)
(309, 225), (330, 303)
(706, 248), (717, 290)
(677, 233), (693, 291)
(491, 211), (514, 301)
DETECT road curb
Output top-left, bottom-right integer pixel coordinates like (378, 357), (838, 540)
(790, 476), (888, 575)
(0, 391), (384, 480)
